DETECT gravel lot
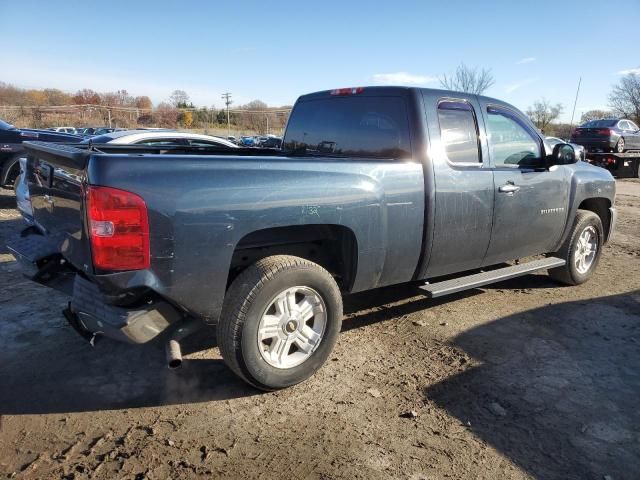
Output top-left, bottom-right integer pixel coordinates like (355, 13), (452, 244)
(0, 181), (639, 480)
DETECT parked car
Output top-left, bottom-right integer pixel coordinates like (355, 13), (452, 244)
(81, 130), (239, 148)
(545, 136), (585, 161)
(571, 118), (640, 153)
(48, 126), (77, 134)
(9, 86), (616, 390)
(0, 119), (81, 187)
(75, 127), (96, 136)
(260, 136), (283, 148)
(92, 127), (116, 135)
(238, 135), (257, 146)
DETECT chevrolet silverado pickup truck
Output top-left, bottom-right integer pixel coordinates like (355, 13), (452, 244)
(8, 87), (616, 390)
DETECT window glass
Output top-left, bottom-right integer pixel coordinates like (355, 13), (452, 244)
(189, 139), (231, 148)
(629, 121), (639, 131)
(134, 139), (184, 146)
(618, 121), (630, 130)
(486, 106), (541, 168)
(582, 119), (617, 128)
(437, 101), (481, 164)
(283, 96), (411, 159)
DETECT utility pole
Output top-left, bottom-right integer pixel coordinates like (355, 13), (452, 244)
(221, 92), (232, 136)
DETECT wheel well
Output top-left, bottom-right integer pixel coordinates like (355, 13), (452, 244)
(578, 198), (611, 239)
(229, 225), (358, 291)
(1, 155), (20, 186)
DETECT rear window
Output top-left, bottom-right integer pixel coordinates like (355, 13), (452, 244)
(283, 96), (411, 159)
(581, 119), (617, 128)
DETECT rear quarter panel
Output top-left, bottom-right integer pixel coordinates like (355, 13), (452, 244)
(87, 155), (425, 322)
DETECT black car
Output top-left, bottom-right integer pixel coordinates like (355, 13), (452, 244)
(0, 119), (81, 187)
(571, 118), (640, 153)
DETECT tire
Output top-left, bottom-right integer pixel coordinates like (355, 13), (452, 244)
(615, 137), (625, 153)
(549, 210), (603, 286)
(217, 255), (343, 390)
(634, 159), (640, 179)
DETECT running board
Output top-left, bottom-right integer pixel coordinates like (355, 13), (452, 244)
(419, 257), (566, 298)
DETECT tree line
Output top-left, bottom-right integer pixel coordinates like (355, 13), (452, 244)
(0, 82), (291, 134)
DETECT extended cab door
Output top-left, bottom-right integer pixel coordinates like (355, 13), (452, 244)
(420, 91), (494, 278)
(478, 101), (570, 266)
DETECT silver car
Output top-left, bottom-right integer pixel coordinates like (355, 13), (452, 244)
(545, 136), (586, 161)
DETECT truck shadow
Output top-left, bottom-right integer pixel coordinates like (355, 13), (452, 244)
(423, 290), (640, 480)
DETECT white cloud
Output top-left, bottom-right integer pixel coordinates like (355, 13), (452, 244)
(371, 72), (437, 85)
(618, 67), (640, 75)
(505, 77), (538, 93)
(515, 57), (536, 65)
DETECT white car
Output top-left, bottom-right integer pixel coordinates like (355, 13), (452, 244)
(84, 130), (238, 148)
(48, 127), (77, 134)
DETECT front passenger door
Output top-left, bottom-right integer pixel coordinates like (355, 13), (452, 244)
(480, 103), (570, 266)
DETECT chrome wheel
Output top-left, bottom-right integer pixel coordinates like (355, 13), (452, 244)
(257, 286), (327, 369)
(574, 226), (598, 275)
(616, 137), (625, 153)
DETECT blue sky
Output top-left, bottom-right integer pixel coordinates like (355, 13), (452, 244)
(2, 0), (639, 121)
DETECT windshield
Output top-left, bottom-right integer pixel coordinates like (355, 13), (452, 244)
(0, 119), (17, 130)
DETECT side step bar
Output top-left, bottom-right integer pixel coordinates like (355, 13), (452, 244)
(420, 257), (565, 298)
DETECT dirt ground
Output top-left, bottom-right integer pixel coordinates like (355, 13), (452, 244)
(0, 180), (638, 480)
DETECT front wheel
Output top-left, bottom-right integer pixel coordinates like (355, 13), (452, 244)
(217, 255), (343, 390)
(549, 210), (603, 285)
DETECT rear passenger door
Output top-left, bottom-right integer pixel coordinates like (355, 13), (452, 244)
(478, 102), (570, 266)
(421, 91), (495, 278)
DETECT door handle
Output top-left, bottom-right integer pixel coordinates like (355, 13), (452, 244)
(498, 183), (520, 194)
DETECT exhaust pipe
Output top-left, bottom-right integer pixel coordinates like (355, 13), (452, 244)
(165, 317), (203, 369)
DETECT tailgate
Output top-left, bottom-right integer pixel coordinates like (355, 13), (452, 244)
(24, 141), (92, 271)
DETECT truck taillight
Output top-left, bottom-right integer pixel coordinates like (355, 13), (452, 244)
(330, 87), (364, 96)
(87, 185), (150, 271)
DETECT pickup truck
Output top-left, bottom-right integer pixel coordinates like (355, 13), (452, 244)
(0, 119), (81, 187)
(8, 86), (616, 390)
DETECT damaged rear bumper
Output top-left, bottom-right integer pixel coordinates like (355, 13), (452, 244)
(6, 230), (182, 344)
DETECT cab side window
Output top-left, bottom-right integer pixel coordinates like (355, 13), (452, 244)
(437, 101), (481, 165)
(486, 106), (542, 168)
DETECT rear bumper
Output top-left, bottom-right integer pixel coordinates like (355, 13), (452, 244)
(573, 138), (617, 151)
(6, 230), (183, 344)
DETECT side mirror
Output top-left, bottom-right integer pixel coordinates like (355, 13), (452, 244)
(550, 143), (577, 166)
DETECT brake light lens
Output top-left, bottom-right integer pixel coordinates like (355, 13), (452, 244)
(330, 87), (364, 96)
(87, 185), (150, 271)
(572, 129), (581, 136)
(597, 128), (612, 135)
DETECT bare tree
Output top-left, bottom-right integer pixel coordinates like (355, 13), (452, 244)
(580, 109), (614, 124)
(609, 73), (640, 124)
(439, 63), (495, 95)
(526, 99), (564, 133)
(169, 90), (190, 108)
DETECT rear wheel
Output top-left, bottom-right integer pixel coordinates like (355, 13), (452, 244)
(615, 137), (625, 153)
(217, 255), (343, 390)
(549, 210), (603, 285)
